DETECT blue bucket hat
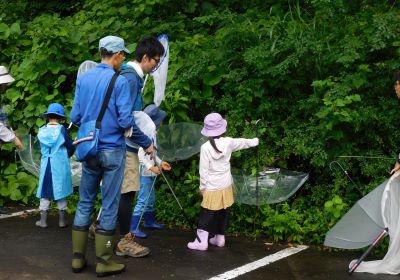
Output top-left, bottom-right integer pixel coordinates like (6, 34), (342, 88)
(144, 104), (166, 128)
(44, 103), (66, 118)
(99, 35), (130, 54)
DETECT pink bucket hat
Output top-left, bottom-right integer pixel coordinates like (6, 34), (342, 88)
(201, 113), (227, 137)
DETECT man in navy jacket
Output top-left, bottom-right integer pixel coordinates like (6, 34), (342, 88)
(116, 36), (165, 258)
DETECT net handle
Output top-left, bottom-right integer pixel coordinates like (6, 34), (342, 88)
(255, 119), (261, 206)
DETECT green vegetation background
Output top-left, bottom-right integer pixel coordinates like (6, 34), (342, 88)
(1, 0), (400, 246)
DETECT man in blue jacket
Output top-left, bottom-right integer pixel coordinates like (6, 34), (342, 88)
(116, 36), (165, 258)
(70, 35), (154, 277)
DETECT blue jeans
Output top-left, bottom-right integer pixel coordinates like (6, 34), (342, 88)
(133, 176), (156, 216)
(74, 148), (126, 231)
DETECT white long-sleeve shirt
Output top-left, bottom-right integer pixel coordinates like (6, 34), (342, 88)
(0, 122), (15, 143)
(199, 137), (259, 191)
(138, 147), (163, 177)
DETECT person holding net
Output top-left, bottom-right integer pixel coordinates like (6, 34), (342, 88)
(187, 113), (259, 251)
(126, 104), (171, 240)
(0, 66), (23, 215)
(0, 66), (23, 150)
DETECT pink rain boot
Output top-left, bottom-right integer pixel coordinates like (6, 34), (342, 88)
(187, 229), (209, 251)
(209, 234), (225, 247)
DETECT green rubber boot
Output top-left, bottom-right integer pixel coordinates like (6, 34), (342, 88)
(95, 229), (125, 277)
(71, 226), (88, 273)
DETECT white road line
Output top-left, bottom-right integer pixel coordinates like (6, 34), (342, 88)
(208, 245), (308, 280)
(0, 208), (38, 220)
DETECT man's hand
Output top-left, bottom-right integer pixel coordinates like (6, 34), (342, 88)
(390, 162), (400, 175)
(124, 127), (133, 138)
(149, 166), (161, 174)
(161, 161), (171, 171)
(14, 136), (23, 150)
(145, 143), (154, 160)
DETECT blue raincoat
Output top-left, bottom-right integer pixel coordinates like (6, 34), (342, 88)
(36, 124), (73, 200)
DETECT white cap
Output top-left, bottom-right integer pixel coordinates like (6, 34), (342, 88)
(0, 66), (15, 85)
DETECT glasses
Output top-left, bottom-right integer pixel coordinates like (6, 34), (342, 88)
(151, 57), (160, 64)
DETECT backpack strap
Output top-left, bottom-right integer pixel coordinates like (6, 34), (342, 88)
(96, 72), (119, 129)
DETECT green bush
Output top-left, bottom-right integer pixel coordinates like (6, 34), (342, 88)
(1, 0), (400, 246)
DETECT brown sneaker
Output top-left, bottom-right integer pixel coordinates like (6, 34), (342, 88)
(116, 233), (150, 258)
(88, 221), (97, 240)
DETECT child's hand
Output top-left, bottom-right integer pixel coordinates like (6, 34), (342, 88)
(149, 166), (161, 174)
(14, 136), (23, 150)
(161, 161), (171, 171)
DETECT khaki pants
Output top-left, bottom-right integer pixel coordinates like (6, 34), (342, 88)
(121, 151), (140, 193)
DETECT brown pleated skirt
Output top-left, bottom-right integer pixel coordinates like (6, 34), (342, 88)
(201, 185), (234, 210)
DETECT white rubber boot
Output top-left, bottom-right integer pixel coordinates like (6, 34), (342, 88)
(187, 229), (208, 251)
(35, 210), (48, 228)
(209, 234), (225, 247)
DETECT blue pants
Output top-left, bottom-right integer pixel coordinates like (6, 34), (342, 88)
(74, 148), (126, 231)
(133, 176), (156, 216)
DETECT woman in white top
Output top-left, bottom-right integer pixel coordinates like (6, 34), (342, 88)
(187, 113), (259, 251)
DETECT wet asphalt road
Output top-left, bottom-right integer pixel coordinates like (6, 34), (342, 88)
(0, 211), (399, 280)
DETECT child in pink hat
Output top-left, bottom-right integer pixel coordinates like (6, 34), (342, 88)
(187, 113), (259, 251)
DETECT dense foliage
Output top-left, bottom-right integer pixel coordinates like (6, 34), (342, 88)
(1, 0), (400, 245)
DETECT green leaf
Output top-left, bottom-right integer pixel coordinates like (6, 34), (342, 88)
(203, 73), (222, 86)
(333, 197), (342, 204)
(0, 23), (10, 38)
(9, 22), (21, 35)
(4, 164), (17, 175)
(5, 88), (22, 103)
(10, 186), (22, 201)
(324, 201), (333, 209)
(0, 187), (10, 196)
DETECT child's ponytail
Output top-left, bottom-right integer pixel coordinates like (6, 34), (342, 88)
(209, 137), (222, 153)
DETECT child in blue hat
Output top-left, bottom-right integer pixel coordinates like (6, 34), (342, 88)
(35, 103), (75, 228)
(124, 105), (171, 240)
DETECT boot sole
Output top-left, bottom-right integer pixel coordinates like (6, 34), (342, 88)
(72, 262), (87, 273)
(143, 226), (165, 229)
(96, 267), (125, 277)
(35, 224), (48, 228)
(116, 249), (150, 258)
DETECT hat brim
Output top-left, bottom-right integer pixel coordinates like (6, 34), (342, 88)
(201, 119), (227, 137)
(0, 75), (15, 85)
(123, 47), (131, 54)
(43, 112), (66, 118)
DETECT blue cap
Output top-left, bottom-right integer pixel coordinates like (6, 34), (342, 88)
(44, 103), (66, 118)
(99, 35), (130, 54)
(144, 104), (166, 128)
